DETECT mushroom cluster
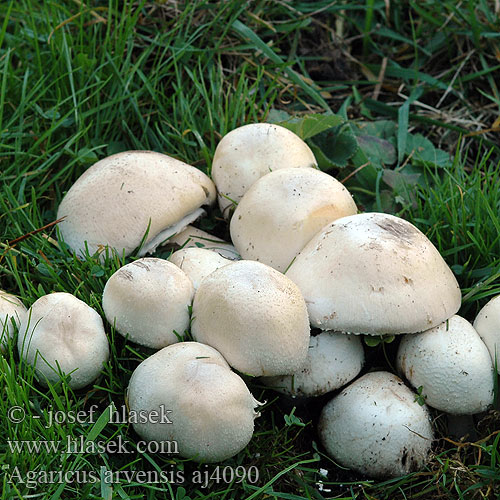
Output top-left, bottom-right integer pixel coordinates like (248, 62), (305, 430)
(7, 123), (498, 476)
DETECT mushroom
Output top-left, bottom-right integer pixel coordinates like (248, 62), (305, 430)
(102, 258), (194, 349)
(18, 292), (109, 389)
(397, 315), (495, 414)
(168, 248), (233, 291)
(286, 212), (461, 334)
(318, 371), (433, 478)
(473, 294), (500, 373)
(230, 167), (357, 272)
(127, 342), (262, 463)
(191, 260), (310, 376)
(0, 290), (27, 352)
(57, 151), (216, 258)
(168, 225), (239, 259)
(211, 123), (317, 218)
(261, 331), (364, 397)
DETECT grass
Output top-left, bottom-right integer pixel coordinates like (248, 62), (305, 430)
(1, 0), (499, 498)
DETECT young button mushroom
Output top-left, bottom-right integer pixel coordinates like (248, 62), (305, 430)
(318, 371), (433, 478)
(230, 167), (357, 272)
(191, 260), (310, 377)
(287, 213), (461, 334)
(57, 151), (216, 258)
(18, 292), (109, 389)
(168, 225), (239, 259)
(127, 342), (262, 463)
(168, 248), (233, 291)
(212, 123), (317, 218)
(261, 331), (364, 397)
(397, 315), (495, 414)
(473, 294), (500, 373)
(102, 258), (194, 349)
(0, 290), (27, 352)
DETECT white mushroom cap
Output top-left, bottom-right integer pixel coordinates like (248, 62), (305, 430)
(397, 315), (495, 414)
(102, 258), (194, 349)
(168, 225), (239, 259)
(261, 331), (364, 397)
(318, 371), (433, 478)
(0, 290), (27, 352)
(18, 292), (109, 389)
(212, 123), (317, 218)
(168, 248), (233, 291)
(287, 212), (461, 334)
(191, 260), (310, 376)
(127, 342), (261, 463)
(57, 151), (216, 258)
(230, 167), (357, 272)
(473, 294), (500, 373)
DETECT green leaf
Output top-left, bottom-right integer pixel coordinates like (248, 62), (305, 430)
(383, 169), (421, 191)
(100, 466), (113, 500)
(397, 87), (424, 165)
(74, 52), (97, 71)
(85, 403), (113, 442)
(273, 113), (344, 141)
(364, 336), (382, 347)
(309, 123), (358, 168)
(268, 112), (358, 168)
(91, 265), (105, 277)
(75, 147), (99, 165)
(284, 407), (305, 427)
(36, 263), (52, 277)
(364, 335), (395, 347)
(352, 120), (396, 139)
(107, 140), (127, 156)
(405, 133), (451, 167)
(357, 134), (397, 166)
(414, 386), (427, 406)
(266, 109), (291, 123)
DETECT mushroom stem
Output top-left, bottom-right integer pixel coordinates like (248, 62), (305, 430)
(138, 208), (206, 256)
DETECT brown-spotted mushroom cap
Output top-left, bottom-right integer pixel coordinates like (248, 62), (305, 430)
(102, 258), (194, 349)
(168, 248), (233, 291)
(191, 260), (310, 376)
(57, 151), (216, 258)
(0, 290), (27, 352)
(18, 292), (109, 389)
(230, 167), (357, 272)
(318, 371), (433, 478)
(397, 315), (495, 414)
(287, 212), (461, 334)
(168, 225), (239, 259)
(473, 294), (500, 373)
(127, 342), (262, 463)
(212, 123), (317, 218)
(261, 331), (364, 397)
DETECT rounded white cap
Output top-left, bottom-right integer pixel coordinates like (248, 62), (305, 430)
(18, 292), (109, 389)
(287, 212), (461, 334)
(230, 167), (357, 272)
(127, 342), (261, 462)
(261, 331), (364, 397)
(168, 248), (232, 291)
(473, 294), (500, 373)
(102, 258), (194, 348)
(168, 225), (239, 259)
(212, 123), (317, 218)
(191, 260), (310, 376)
(397, 315), (495, 414)
(318, 371), (433, 478)
(0, 290), (27, 352)
(57, 151), (216, 258)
